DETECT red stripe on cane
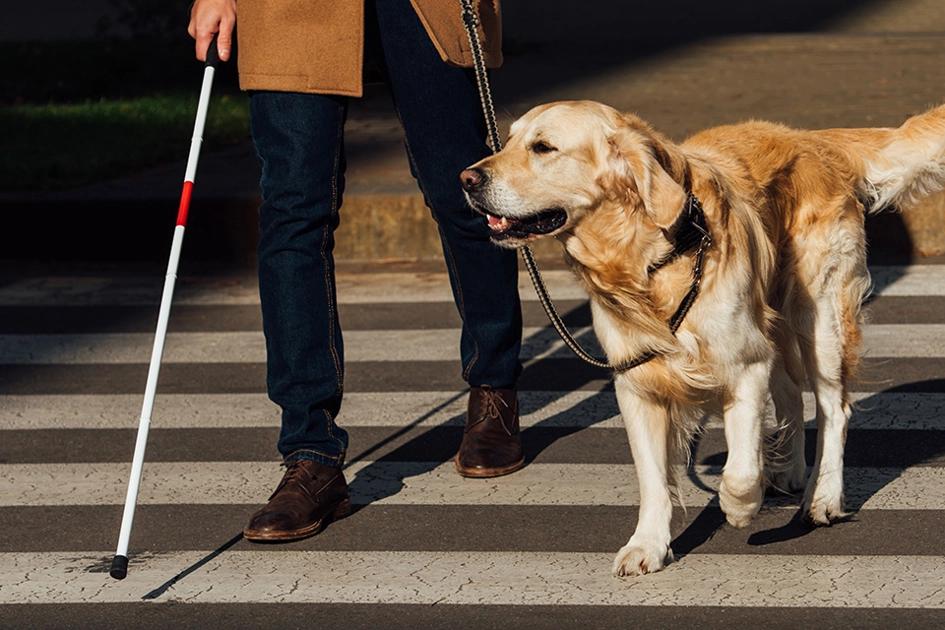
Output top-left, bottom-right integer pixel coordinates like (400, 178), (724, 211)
(176, 181), (194, 226)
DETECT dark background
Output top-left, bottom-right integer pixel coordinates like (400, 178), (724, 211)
(2, 0), (944, 265)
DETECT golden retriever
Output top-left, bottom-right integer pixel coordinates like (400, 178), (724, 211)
(460, 100), (945, 576)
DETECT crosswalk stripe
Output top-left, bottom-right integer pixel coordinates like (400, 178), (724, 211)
(869, 265), (945, 297)
(0, 391), (945, 435)
(2, 462), (942, 509)
(3, 392), (944, 430)
(4, 324), (945, 364)
(5, 504), (943, 556)
(2, 551), (943, 607)
(1, 297), (943, 336)
(3, 603), (942, 629)
(2, 296), (943, 337)
(4, 357), (942, 394)
(3, 425), (941, 467)
(0, 265), (941, 306)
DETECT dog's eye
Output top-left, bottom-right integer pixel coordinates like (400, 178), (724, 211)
(530, 141), (557, 155)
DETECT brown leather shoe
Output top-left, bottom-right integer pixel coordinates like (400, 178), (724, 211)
(454, 386), (525, 478)
(243, 460), (351, 542)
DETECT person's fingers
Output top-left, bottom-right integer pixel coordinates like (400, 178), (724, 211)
(186, 1), (200, 42)
(195, 27), (215, 62)
(189, 0), (236, 61)
(217, 18), (235, 62)
(194, 11), (220, 62)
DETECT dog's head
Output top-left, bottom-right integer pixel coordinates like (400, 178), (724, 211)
(461, 101), (688, 248)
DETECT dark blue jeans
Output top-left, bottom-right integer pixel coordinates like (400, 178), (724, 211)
(251, 0), (523, 467)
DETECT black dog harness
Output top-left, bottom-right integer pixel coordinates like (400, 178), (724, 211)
(608, 192), (713, 373)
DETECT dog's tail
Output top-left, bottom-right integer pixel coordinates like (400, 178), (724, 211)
(852, 103), (945, 213)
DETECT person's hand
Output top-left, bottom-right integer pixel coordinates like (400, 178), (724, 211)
(188, 0), (237, 62)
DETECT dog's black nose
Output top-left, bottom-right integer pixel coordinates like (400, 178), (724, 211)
(460, 168), (487, 192)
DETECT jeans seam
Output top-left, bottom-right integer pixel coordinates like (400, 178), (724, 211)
(441, 224), (481, 382)
(322, 112), (347, 454)
(402, 133), (482, 382)
(322, 113), (346, 398)
(323, 408), (345, 455)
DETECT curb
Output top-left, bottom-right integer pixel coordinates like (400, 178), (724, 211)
(3, 192), (563, 266)
(4, 191), (942, 266)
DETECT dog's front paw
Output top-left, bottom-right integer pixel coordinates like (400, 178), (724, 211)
(801, 473), (848, 525)
(612, 537), (673, 577)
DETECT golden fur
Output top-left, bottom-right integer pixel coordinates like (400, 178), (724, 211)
(463, 100), (945, 576)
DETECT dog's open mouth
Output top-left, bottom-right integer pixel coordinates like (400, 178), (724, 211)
(485, 209), (567, 240)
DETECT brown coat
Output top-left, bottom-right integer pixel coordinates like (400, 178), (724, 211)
(237, 0), (502, 97)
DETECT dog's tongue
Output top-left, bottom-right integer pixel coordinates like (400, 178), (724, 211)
(487, 214), (512, 231)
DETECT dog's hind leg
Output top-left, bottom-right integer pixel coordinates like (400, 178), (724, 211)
(767, 358), (808, 494)
(799, 302), (853, 525)
(612, 380), (675, 577)
(798, 216), (867, 525)
(719, 360), (769, 528)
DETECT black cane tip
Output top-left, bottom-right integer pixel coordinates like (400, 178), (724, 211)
(110, 554), (129, 580)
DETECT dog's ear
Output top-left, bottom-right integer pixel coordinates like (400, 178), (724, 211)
(607, 121), (687, 229)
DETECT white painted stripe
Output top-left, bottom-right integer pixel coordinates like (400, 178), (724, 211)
(2, 392), (944, 431)
(3, 324), (942, 364)
(870, 265), (945, 297)
(861, 324), (945, 357)
(0, 265), (941, 306)
(2, 551), (943, 607)
(2, 462), (941, 509)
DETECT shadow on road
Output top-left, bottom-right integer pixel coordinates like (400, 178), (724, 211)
(675, 377), (945, 553)
(342, 314), (612, 510)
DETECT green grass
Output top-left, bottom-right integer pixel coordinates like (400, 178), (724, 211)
(0, 94), (249, 192)
(1, 39), (248, 191)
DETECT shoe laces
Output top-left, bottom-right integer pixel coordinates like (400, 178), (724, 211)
(476, 386), (511, 426)
(269, 461), (310, 500)
(281, 460), (309, 482)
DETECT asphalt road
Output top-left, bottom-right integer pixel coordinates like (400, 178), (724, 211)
(1, 261), (944, 628)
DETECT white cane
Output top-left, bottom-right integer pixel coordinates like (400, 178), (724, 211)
(110, 36), (222, 580)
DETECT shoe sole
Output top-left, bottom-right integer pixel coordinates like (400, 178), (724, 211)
(242, 497), (352, 543)
(453, 455), (526, 478)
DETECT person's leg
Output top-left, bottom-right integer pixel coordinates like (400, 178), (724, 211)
(251, 91), (350, 468)
(371, 0), (524, 478)
(373, 0), (523, 389)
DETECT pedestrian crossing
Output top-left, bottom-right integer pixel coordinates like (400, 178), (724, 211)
(4, 462), (944, 508)
(4, 391), (945, 429)
(1, 264), (943, 306)
(1, 264), (944, 625)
